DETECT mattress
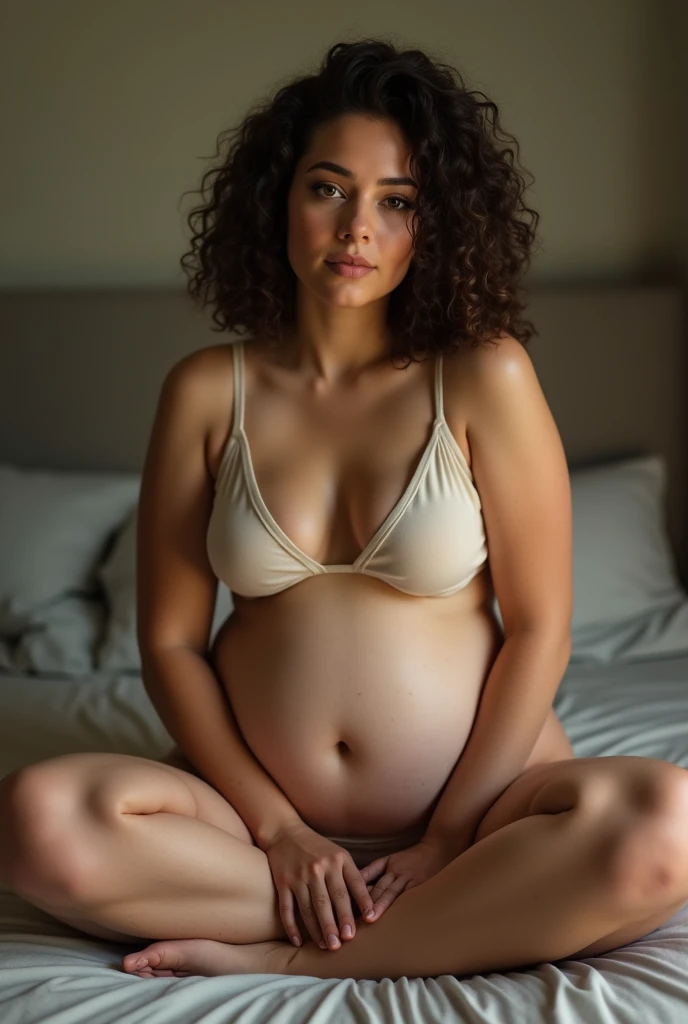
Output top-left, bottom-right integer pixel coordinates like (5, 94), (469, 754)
(1, 656), (688, 1024)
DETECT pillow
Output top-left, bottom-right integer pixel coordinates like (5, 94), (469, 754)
(491, 453), (688, 663)
(0, 636), (14, 671)
(567, 453), (688, 662)
(96, 507), (233, 673)
(0, 464), (140, 637)
(569, 454), (683, 628)
(9, 595), (107, 677)
(568, 600), (688, 664)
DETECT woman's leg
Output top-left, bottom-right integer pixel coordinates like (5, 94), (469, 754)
(282, 756), (688, 979)
(126, 755), (688, 980)
(286, 814), (684, 977)
(0, 752), (292, 944)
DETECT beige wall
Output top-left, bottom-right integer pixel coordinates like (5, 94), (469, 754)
(1, 0), (686, 295)
(669, 0), (688, 281)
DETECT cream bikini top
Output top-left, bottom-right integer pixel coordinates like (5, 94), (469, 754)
(206, 341), (488, 599)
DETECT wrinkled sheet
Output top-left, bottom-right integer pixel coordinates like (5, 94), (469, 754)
(1, 656), (687, 1024)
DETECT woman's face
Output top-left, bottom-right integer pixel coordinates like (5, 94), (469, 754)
(286, 114), (418, 308)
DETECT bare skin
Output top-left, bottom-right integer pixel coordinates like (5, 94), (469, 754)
(117, 756), (688, 981)
(2, 732), (687, 980)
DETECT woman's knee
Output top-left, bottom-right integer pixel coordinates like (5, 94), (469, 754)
(0, 751), (256, 902)
(0, 758), (85, 897)
(0, 754), (152, 900)
(609, 762), (688, 911)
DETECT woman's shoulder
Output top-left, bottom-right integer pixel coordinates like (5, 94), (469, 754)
(164, 342), (239, 413)
(442, 329), (519, 405)
(168, 341), (235, 380)
(162, 344), (237, 480)
(444, 330), (521, 373)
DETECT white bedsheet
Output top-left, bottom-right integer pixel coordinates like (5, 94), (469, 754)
(1, 656), (687, 1023)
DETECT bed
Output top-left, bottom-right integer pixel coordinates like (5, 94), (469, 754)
(1, 284), (687, 1023)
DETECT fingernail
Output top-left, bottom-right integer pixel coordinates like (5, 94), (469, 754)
(365, 909), (376, 920)
(318, 939), (328, 949)
(342, 925), (353, 939)
(135, 957), (147, 969)
(327, 934), (340, 949)
(291, 935), (301, 947)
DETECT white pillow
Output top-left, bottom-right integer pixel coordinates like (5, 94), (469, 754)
(569, 454), (683, 629)
(96, 508), (233, 673)
(568, 453), (688, 661)
(10, 596), (107, 678)
(0, 464), (140, 636)
(491, 453), (688, 663)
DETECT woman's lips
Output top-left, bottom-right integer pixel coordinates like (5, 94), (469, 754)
(325, 261), (375, 278)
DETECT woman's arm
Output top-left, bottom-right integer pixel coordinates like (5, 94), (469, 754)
(142, 644), (305, 850)
(135, 352), (304, 851)
(423, 629), (571, 850)
(426, 338), (573, 851)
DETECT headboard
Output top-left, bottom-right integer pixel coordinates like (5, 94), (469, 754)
(1, 284), (686, 588)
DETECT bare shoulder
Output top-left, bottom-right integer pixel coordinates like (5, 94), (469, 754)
(165, 343), (234, 421)
(160, 344), (236, 477)
(443, 331), (531, 402)
(166, 342), (233, 392)
(440, 332), (529, 465)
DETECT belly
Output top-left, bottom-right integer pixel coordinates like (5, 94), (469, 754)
(210, 573), (506, 836)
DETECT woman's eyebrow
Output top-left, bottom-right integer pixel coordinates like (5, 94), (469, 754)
(306, 160), (418, 188)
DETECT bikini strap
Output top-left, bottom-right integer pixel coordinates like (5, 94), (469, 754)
(231, 341), (245, 436)
(434, 352), (445, 423)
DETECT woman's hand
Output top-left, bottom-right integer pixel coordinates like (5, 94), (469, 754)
(358, 836), (460, 918)
(264, 822), (377, 951)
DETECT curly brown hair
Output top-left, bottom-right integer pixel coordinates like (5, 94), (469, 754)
(179, 37), (541, 367)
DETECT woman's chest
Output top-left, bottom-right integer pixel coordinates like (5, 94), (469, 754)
(206, 352), (472, 568)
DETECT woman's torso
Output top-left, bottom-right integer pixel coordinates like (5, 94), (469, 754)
(197, 338), (571, 837)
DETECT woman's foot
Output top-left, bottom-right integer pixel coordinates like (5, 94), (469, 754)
(121, 936), (295, 978)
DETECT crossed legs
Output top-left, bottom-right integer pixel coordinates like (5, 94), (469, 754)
(1, 753), (687, 980)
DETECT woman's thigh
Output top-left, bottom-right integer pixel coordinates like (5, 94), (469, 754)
(152, 747), (257, 845)
(473, 754), (687, 847)
(0, 751), (260, 944)
(472, 755), (688, 958)
(155, 746), (254, 844)
(2, 749), (256, 857)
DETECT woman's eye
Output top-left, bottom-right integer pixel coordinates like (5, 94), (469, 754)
(310, 182), (413, 211)
(313, 184), (340, 199)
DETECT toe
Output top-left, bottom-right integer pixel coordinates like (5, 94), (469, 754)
(122, 953), (148, 973)
(123, 943), (172, 974)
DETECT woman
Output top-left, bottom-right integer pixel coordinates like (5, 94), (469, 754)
(2, 39), (688, 983)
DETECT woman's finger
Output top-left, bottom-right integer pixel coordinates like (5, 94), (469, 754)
(308, 870), (341, 949)
(367, 869), (396, 901)
(367, 873), (410, 919)
(342, 863), (377, 923)
(277, 885), (302, 947)
(293, 881), (330, 948)
(359, 856), (388, 882)
(326, 867), (359, 941)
